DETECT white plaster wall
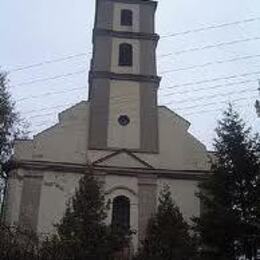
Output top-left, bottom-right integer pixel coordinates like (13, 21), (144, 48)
(157, 178), (200, 223)
(30, 101), (89, 164)
(37, 172), (140, 252)
(5, 170), (24, 225)
(14, 140), (33, 161)
(107, 80), (140, 149)
(111, 38), (140, 74)
(113, 3), (140, 32)
(87, 150), (112, 164)
(37, 171), (82, 235)
(9, 101), (210, 251)
(99, 153), (147, 168)
(138, 107), (210, 171)
(87, 106), (209, 172)
(104, 174), (139, 252)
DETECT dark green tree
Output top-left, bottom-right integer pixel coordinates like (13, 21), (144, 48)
(194, 105), (260, 260)
(135, 185), (196, 260)
(0, 71), (33, 259)
(42, 171), (130, 260)
(0, 71), (19, 170)
(0, 71), (27, 220)
(0, 222), (39, 260)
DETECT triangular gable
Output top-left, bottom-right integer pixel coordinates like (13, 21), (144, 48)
(92, 149), (154, 169)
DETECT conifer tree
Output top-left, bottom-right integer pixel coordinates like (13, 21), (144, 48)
(194, 105), (260, 260)
(0, 223), (39, 260)
(135, 185), (196, 260)
(0, 72), (17, 176)
(0, 71), (26, 220)
(42, 171), (129, 260)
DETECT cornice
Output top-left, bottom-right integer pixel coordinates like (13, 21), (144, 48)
(10, 160), (211, 181)
(101, 0), (158, 8)
(89, 71), (161, 84)
(93, 29), (160, 41)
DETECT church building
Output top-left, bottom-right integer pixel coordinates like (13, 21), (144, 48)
(6, 0), (211, 253)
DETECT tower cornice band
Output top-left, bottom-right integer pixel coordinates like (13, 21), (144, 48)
(100, 0), (158, 8)
(93, 28), (160, 42)
(89, 71), (161, 84)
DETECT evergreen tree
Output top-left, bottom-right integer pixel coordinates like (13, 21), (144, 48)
(0, 223), (39, 260)
(0, 71), (33, 259)
(42, 171), (129, 260)
(135, 185), (196, 260)
(194, 105), (260, 260)
(0, 72), (17, 176)
(0, 71), (26, 220)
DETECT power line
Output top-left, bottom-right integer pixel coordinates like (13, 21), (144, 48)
(161, 16), (260, 38)
(182, 101), (254, 117)
(8, 53), (90, 73)
(3, 17), (260, 73)
(20, 90), (257, 119)
(159, 36), (260, 57)
(2, 36), (259, 86)
(165, 70), (260, 89)
(173, 94), (257, 111)
(11, 66), (260, 90)
(25, 96), (256, 133)
(23, 103), (76, 115)
(28, 112), (57, 120)
(12, 72), (259, 103)
(166, 87), (256, 106)
(16, 86), (86, 103)
(32, 120), (58, 129)
(161, 79), (256, 97)
(14, 69), (87, 87)
(159, 53), (260, 74)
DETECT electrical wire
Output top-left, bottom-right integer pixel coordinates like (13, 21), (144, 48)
(8, 53), (90, 73)
(14, 70), (87, 87)
(16, 86), (86, 103)
(4, 17), (260, 75)
(161, 16), (260, 38)
(159, 54), (260, 74)
(165, 87), (257, 105)
(161, 79), (256, 97)
(159, 36), (260, 58)
(165, 70), (260, 89)
(26, 98), (256, 134)
(20, 90), (257, 119)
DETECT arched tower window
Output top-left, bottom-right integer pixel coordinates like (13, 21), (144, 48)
(112, 196), (130, 231)
(119, 43), (133, 66)
(121, 9), (133, 26)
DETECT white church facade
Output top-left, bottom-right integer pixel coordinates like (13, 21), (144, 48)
(6, 0), (211, 252)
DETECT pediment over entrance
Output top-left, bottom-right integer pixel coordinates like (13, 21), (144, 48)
(92, 149), (154, 169)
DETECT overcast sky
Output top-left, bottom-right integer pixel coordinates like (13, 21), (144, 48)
(1, 0), (260, 150)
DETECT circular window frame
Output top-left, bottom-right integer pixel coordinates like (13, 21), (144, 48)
(118, 115), (130, 126)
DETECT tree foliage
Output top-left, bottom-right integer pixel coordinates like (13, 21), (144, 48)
(0, 172), (129, 260)
(0, 71), (27, 220)
(0, 223), (39, 260)
(194, 105), (260, 260)
(42, 171), (130, 260)
(135, 185), (196, 260)
(0, 71), (19, 176)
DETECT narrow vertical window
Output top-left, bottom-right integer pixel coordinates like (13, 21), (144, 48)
(119, 43), (133, 66)
(121, 9), (133, 26)
(112, 196), (130, 231)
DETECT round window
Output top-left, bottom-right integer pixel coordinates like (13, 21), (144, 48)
(118, 115), (130, 126)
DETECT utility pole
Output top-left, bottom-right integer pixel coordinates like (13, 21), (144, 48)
(255, 80), (260, 118)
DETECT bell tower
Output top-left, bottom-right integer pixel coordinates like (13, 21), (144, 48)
(88, 0), (160, 153)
